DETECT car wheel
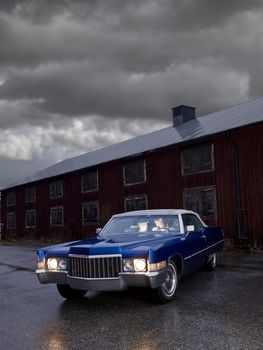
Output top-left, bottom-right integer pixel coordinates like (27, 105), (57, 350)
(154, 261), (178, 303)
(56, 284), (87, 300)
(204, 253), (217, 271)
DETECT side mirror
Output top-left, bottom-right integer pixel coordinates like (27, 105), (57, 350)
(186, 225), (195, 233)
(96, 228), (102, 235)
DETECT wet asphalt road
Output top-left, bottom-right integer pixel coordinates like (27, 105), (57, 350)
(0, 244), (262, 350)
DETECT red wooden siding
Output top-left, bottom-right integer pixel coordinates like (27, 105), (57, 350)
(1, 123), (262, 248)
(235, 125), (263, 248)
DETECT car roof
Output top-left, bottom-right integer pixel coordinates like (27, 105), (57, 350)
(112, 209), (208, 227)
(113, 209), (196, 217)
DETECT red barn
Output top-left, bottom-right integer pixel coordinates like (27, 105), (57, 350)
(1, 99), (263, 248)
(0, 192), (2, 238)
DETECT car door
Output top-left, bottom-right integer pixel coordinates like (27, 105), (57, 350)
(182, 214), (208, 273)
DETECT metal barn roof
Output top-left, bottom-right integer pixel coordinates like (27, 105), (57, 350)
(3, 97), (263, 190)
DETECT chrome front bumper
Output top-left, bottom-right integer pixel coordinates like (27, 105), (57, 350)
(36, 269), (167, 291)
(36, 270), (68, 284)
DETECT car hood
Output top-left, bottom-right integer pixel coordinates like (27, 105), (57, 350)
(43, 233), (183, 258)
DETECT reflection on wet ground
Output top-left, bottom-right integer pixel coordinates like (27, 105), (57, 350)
(0, 245), (262, 350)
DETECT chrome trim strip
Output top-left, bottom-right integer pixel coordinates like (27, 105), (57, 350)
(68, 254), (122, 259)
(184, 239), (224, 261)
(36, 269), (68, 274)
(68, 275), (120, 281)
(120, 271), (159, 277)
(68, 270), (160, 280)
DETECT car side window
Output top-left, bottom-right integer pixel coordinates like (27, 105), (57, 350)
(182, 214), (203, 232)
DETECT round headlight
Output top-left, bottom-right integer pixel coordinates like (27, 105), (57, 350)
(48, 258), (58, 270)
(134, 259), (147, 272)
(58, 259), (67, 271)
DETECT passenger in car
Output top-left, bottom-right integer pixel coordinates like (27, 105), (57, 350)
(152, 217), (169, 232)
(137, 219), (149, 232)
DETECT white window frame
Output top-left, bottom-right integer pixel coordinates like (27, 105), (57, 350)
(182, 186), (217, 219)
(123, 159), (146, 186)
(181, 143), (215, 176)
(25, 186), (36, 203)
(50, 180), (63, 199)
(81, 170), (99, 193)
(82, 201), (99, 225)
(7, 191), (16, 207)
(50, 206), (64, 227)
(25, 209), (36, 228)
(7, 212), (16, 229)
(124, 195), (148, 212)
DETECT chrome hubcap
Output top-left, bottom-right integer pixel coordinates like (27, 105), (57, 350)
(211, 253), (216, 267)
(161, 263), (177, 297)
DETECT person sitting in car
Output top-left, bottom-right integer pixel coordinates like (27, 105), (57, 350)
(152, 217), (169, 232)
(137, 218), (149, 232)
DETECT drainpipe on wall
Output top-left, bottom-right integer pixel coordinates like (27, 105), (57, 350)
(64, 174), (76, 241)
(225, 131), (245, 245)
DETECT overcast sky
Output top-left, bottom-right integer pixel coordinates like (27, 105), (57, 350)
(1, 0), (263, 187)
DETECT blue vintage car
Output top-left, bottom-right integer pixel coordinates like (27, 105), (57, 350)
(36, 209), (224, 303)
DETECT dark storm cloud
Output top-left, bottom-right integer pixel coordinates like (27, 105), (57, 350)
(1, 0), (262, 25)
(0, 0), (263, 186)
(1, 0), (262, 121)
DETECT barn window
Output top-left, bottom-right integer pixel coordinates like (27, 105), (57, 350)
(25, 186), (36, 203)
(123, 159), (146, 185)
(7, 192), (16, 206)
(26, 209), (36, 228)
(81, 171), (98, 192)
(183, 186), (217, 218)
(50, 180), (63, 199)
(50, 207), (64, 226)
(124, 195), (148, 212)
(82, 202), (99, 224)
(7, 212), (16, 229)
(181, 143), (214, 175)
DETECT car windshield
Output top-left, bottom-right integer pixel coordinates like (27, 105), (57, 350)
(100, 215), (181, 238)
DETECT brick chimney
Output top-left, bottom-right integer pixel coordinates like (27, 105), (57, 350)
(172, 105), (196, 127)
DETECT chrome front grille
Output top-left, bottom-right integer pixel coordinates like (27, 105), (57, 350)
(68, 255), (122, 279)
